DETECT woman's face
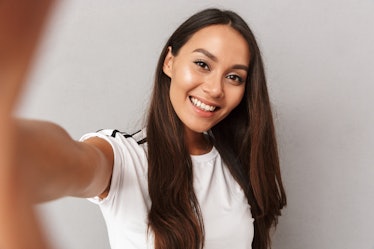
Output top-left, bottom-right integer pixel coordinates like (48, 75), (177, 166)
(163, 24), (250, 134)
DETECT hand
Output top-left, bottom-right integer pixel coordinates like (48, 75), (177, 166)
(0, 0), (55, 248)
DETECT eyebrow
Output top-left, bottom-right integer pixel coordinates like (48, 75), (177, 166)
(192, 48), (249, 71)
(193, 48), (218, 62)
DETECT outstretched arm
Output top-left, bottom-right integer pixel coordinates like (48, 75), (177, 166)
(0, 0), (113, 248)
(0, 1), (55, 248)
(15, 118), (114, 202)
(0, 120), (51, 249)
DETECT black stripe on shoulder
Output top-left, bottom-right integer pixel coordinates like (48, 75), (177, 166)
(120, 131), (132, 138)
(131, 130), (147, 145)
(111, 129), (146, 144)
(131, 130), (142, 136)
(137, 138), (147, 145)
(111, 129), (120, 138)
(111, 129), (133, 138)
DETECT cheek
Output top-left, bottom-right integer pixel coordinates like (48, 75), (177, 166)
(169, 67), (195, 106)
(227, 87), (245, 111)
(172, 64), (200, 90)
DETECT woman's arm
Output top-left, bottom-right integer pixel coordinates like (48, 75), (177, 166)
(0, 0), (114, 248)
(15, 119), (114, 202)
(0, 121), (51, 249)
(1, 1), (56, 247)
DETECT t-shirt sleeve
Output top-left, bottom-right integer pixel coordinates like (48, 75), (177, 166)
(79, 129), (125, 205)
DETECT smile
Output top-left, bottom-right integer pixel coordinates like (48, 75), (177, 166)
(190, 97), (217, 112)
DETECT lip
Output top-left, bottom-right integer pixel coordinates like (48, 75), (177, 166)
(189, 96), (220, 117)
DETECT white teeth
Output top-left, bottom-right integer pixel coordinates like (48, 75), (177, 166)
(190, 97), (216, 112)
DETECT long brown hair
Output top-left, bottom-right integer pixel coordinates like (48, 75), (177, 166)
(146, 8), (286, 249)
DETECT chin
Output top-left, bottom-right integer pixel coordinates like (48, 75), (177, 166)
(184, 124), (214, 134)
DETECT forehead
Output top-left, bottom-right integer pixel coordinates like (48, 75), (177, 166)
(179, 24), (250, 65)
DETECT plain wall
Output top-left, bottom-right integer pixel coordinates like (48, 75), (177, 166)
(18, 0), (374, 248)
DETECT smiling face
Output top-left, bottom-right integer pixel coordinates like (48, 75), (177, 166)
(163, 24), (250, 136)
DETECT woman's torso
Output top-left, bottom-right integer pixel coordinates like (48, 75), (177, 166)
(81, 129), (254, 249)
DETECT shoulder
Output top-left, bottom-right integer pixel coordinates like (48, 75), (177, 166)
(80, 128), (148, 170)
(81, 128), (147, 150)
(109, 129), (147, 146)
(81, 128), (148, 201)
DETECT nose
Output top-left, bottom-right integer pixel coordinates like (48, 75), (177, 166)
(202, 75), (224, 98)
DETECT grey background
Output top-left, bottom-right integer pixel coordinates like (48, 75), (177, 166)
(18, 0), (374, 248)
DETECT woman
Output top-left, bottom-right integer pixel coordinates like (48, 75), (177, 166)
(0, 6), (286, 249)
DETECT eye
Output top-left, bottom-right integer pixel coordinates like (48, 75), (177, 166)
(226, 74), (245, 84)
(194, 60), (210, 70)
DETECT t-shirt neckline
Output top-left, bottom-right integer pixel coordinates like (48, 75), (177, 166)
(190, 146), (218, 163)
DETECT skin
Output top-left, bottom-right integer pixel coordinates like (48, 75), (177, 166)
(163, 25), (250, 155)
(0, 0), (112, 247)
(0, 1), (55, 248)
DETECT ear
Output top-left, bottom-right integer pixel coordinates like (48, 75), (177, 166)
(163, 46), (174, 78)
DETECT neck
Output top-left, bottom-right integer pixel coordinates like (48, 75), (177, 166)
(184, 128), (212, 155)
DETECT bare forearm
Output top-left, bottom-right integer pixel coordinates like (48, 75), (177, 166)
(0, 120), (50, 249)
(0, 173), (50, 249)
(15, 119), (112, 202)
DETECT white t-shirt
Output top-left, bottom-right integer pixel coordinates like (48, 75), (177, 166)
(80, 129), (254, 249)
